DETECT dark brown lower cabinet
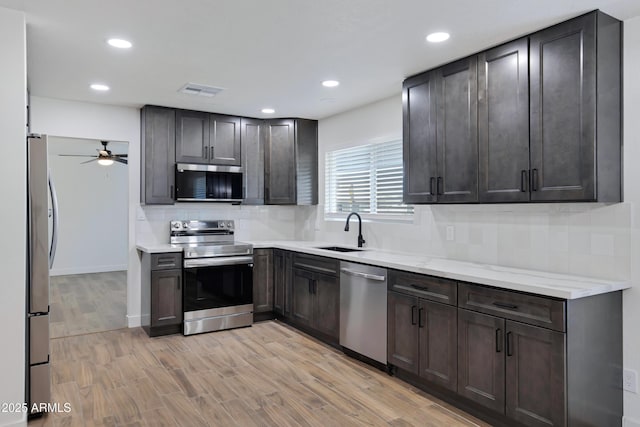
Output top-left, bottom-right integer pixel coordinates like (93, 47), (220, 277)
(387, 291), (457, 391)
(150, 269), (183, 329)
(458, 308), (566, 426)
(290, 263), (340, 344)
(253, 249), (273, 314)
(273, 250), (292, 316)
(141, 252), (183, 337)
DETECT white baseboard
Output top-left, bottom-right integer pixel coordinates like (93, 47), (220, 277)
(127, 314), (142, 328)
(50, 264), (128, 276)
(625, 416), (640, 427)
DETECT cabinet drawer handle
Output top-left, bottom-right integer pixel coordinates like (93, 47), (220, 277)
(521, 170), (528, 192)
(437, 177), (443, 195)
(496, 328), (503, 353)
(492, 301), (519, 310)
(430, 177), (436, 195)
(411, 305), (417, 325)
(531, 168), (538, 192)
(506, 331), (513, 356)
(418, 308), (425, 328)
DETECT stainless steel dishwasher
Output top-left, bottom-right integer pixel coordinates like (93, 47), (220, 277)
(340, 261), (387, 365)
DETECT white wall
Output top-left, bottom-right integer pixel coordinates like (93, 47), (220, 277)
(48, 137), (128, 275)
(301, 18), (640, 424)
(0, 7), (27, 427)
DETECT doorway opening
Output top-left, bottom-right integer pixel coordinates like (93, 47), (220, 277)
(47, 136), (129, 338)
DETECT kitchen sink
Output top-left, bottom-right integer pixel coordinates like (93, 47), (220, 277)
(316, 246), (363, 252)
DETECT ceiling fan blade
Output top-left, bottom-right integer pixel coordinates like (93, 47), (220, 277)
(58, 154), (95, 157)
(113, 153), (128, 157)
(113, 157), (128, 165)
(81, 158), (98, 164)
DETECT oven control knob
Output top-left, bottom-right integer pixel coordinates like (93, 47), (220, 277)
(172, 222), (181, 229)
(183, 222), (189, 228)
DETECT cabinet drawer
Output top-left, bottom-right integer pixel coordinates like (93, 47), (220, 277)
(150, 253), (182, 270)
(293, 253), (339, 276)
(458, 283), (565, 332)
(388, 270), (457, 306)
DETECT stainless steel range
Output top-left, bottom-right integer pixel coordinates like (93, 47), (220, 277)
(170, 220), (254, 335)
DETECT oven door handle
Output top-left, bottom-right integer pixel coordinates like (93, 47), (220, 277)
(184, 256), (254, 268)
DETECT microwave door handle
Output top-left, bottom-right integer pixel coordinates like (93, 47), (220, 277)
(49, 171), (59, 269)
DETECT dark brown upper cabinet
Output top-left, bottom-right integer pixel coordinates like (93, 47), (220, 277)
(176, 110), (241, 166)
(529, 11), (621, 202)
(478, 38), (530, 203)
(140, 106), (176, 205)
(264, 118), (318, 205)
(404, 10), (621, 204)
(403, 57), (478, 204)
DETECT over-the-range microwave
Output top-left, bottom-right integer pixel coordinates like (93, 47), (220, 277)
(175, 163), (243, 202)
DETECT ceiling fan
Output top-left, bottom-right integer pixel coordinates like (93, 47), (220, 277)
(59, 141), (128, 166)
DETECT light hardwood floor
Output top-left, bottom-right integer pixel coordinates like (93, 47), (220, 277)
(29, 321), (489, 427)
(49, 271), (127, 338)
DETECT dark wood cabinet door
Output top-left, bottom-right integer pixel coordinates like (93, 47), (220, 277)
(241, 118), (265, 205)
(141, 106), (175, 205)
(175, 110), (209, 164)
(273, 250), (285, 315)
(418, 300), (457, 391)
(403, 71), (437, 204)
(294, 119), (318, 205)
(436, 57), (478, 203)
(313, 273), (340, 342)
(457, 309), (505, 413)
(529, 13), (596, 201)
(150, 269), (182, 327)
(506, 321), (566, 427)
(265, 119), (296, 204)
(478, 39), (530, 203)
(283, 251), (293, 317)
(210, 114), (241, 166)
(253, 249), (273, 313)
(291, 268), (313, 327)
(387, 291), (419, 374)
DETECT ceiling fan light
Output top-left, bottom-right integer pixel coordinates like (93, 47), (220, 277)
(98, 158), (114, 166)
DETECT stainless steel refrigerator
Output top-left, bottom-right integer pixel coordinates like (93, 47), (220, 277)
(26, 134), (58, 415)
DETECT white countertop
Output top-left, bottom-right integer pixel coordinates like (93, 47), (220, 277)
(136, 243), (182, 253)
(136, 240), (630, 300)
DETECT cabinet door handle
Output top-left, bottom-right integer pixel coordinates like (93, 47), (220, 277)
(437, 177), (443, 195)
(308, 280), (313, 294)
(520, 170), (528, 192)
(418, 308), (425, 328)
(430, 177), (436, 195)
(496, 328), (503, 353)
(177, 278), (181, 291)
(506, 331), (513, 356)
(531, 168), (538, 192)
(313, 279), (317, 294)
(493, 301), (519, 310)
(411, 305), (417, 325)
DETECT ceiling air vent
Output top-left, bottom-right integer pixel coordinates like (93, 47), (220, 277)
(178, 83), (224, 97)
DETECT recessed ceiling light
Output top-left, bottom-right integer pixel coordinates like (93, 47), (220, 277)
(426, 32), (450, 43)
(107, 38), (132, 49)
(261, 108), (275, 114)
(322, 80), (340, 88)
(90, 84), (110, 92)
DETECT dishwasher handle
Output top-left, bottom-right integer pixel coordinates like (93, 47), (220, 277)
(340, 268), (385, 282)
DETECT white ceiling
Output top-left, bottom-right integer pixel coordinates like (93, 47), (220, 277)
(3, 0), (640, 120)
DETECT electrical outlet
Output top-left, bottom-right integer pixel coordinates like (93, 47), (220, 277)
(446, 225), (455, 241)
(624, 369), (638, 393)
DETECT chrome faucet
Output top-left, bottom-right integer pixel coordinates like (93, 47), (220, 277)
(344, 212), (365, 248)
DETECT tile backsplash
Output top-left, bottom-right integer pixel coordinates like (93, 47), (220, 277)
(298, 202), (632, 281)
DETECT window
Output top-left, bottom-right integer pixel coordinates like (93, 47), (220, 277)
(325, 139), (413, 219)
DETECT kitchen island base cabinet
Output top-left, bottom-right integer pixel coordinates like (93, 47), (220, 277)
(140, 252), (183, 337)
